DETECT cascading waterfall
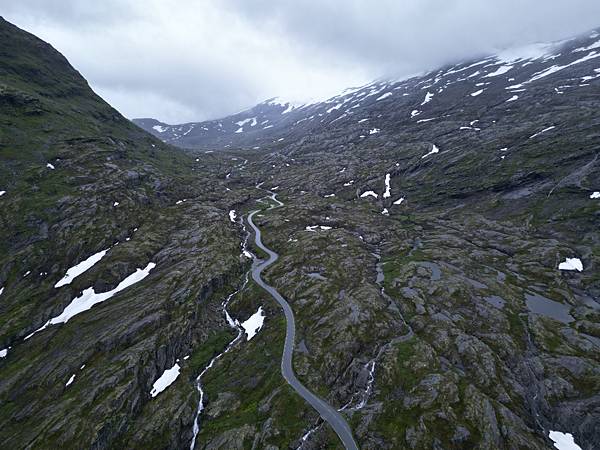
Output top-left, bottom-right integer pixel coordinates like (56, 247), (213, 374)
(189, 219), (252, 450)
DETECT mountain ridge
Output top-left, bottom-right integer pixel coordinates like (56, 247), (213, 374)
(134, 26), (600, 152)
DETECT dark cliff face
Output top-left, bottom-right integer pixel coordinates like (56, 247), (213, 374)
(1, 17), (599, 450)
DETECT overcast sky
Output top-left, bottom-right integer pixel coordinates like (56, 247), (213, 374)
(4, 0), (600, 123)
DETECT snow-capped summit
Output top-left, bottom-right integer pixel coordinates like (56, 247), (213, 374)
(134, 27), (600, 152)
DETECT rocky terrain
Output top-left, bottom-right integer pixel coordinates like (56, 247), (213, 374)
(1, 17), (600, 450)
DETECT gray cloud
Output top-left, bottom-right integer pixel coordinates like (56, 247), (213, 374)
(3, 0), (137, 28)
(4, 0), (600, 123)
(226, 0), (600, 74)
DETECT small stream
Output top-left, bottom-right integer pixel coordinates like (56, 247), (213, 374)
(335, 252), (414, 415)
(189, 220), (252, 449)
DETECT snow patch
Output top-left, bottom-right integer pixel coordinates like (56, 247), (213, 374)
(422, 144), (440, 159)
(369, 128), (380, 135)
(229, 210), (237, 223)
(55, 248), (109, 288)
(528, 51), (600, 83)
(590, 191), (600, 199)
(281, 103), (294, 114)
(305, 225), (332, 232)
(530, 126), (555, 139)
(150, 363), (181, 397)
(383, 174), (391, 198)
(46, 163), (55, 170)
(393, 198), (405, 205)
(573, 40), (600, 53)
(27, 262), (156, 338)
(235, 117), (257, 127)
(484, 65), (513, 77)
(471, 89), (484, 97)
(326, 103), (343, 114)
(376, 92), (392, 101)
(548, 431), (582, 450)
(360, 191), (378, 198)
(65, 374), (76, 387)
(558, 258), (583, 272)
(152, 125), (167, 133)
(241, 307), (265, 341)
(421, 91), (434, 105)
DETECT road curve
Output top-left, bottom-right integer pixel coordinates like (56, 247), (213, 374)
(247, 193), (359, 450)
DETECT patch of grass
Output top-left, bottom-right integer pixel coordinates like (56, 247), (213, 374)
(186, 329), (237, 378)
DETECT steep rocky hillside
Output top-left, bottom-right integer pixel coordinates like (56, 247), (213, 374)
(0, 17), (255, 449)
(1, 17), (599, 450)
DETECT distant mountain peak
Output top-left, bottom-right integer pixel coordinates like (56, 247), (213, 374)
(133, 25), (600, 150)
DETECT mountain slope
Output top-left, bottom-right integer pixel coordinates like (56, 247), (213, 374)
(134, 97), (298, 149)
(0, 17), (255, 449)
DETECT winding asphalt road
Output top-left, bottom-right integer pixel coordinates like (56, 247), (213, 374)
(247, 193), (359, 450)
